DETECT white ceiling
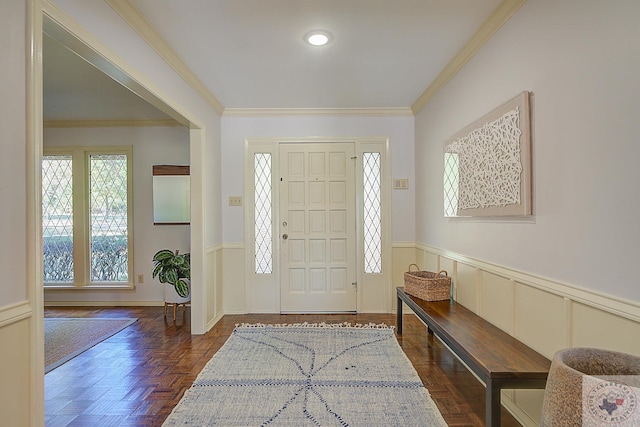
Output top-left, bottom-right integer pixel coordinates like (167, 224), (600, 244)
(43, 0), (504, 120)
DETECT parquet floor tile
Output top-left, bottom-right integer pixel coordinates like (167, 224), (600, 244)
(45, 307), (521, 426)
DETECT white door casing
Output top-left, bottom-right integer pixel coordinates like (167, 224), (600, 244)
(244, 137), (391, 314)
(279, 143), (357, 312)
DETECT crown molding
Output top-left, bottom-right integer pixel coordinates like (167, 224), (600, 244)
(411, 0), (527, 114)
(105, 0), (225, 115)
(43, 118), (182, 128)
(223, 107), (414, 118)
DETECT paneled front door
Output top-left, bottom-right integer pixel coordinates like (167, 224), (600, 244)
(279, 143), (356, 312)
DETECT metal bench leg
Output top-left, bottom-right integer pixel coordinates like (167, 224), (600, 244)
(396, 295), (403, 334)
(486, 379), (501, 427)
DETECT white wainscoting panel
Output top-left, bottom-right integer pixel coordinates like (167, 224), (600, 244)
(205, 245), (224, 330)
(0, 317), (31, 427)
(215, 249), (224, 316)
(455, 262), (477, 312)
(571, 302), (640, 355)
(511, 389), (545, 426)
(392, 245), (416, 297)
(480, 271), (513, 334)
(514, 283), (567, 358)
(221, 244), (246, 314)
(412, 243), (640, 427)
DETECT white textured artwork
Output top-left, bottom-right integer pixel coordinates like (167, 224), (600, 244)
(443, 91), (532, 217)
(447, 108), (522, 209)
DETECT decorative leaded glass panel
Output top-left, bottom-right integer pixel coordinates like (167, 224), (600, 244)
(363, 152), (382, 274)
(254, 153), (272, 274)
(443, 152), (459, 217)
(42, 155), (74, 282)
(89, 154), (128, 282)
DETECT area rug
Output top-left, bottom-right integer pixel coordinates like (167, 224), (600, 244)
(44, 317), (137, 373)
(163, 323), (447, 426)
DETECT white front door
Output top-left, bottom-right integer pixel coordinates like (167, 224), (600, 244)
(279, 143), (357, 312)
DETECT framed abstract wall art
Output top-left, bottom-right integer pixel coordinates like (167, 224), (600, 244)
(443, 91), (532, 217)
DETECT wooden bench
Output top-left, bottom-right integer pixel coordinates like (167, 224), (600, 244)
(396, 287), (550, 427)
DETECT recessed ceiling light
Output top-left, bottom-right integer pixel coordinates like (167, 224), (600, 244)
(305, 30), (331, 47)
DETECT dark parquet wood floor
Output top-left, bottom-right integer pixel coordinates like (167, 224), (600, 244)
(44, 307), (521, 426)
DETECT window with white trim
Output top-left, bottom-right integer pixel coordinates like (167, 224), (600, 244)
(42, 146), (133, 287)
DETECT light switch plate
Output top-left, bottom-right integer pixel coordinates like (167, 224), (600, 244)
(393, 179), (409, 190)
(229, 196), (243, 206)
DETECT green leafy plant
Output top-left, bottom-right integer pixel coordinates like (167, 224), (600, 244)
(152, 249), (190, 298)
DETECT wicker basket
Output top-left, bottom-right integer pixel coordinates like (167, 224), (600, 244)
(403, 264), (451, 301)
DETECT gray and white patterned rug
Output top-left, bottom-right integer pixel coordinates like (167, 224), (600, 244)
(163, 322), (447, 426)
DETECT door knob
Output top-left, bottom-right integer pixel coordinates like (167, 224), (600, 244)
(282, 233), (288, 240)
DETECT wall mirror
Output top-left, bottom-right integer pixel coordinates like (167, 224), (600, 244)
(153, 165), (190, 224)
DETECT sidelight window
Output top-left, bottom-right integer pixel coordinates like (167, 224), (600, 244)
(363, 152), (382, 273)
(254, 153), (272, 274)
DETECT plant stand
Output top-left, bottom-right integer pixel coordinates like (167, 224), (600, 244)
(162, 281), (190, 321)
(164, 301), (189, 321)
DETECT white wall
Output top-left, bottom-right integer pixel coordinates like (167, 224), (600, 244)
(221, 114), (416, 243)
(48, 0), (223, 334)
(0, 1), (33, 425)
(1, 0), (28, 308)
(43, 125), (190, 304)
(220, 114), (414, 314)
(50, 0), (223, 248)
(415, 0), (640, 303)
(414, 5), (640, 421)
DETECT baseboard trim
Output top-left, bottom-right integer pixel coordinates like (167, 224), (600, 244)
(206, 311), (224, 332)
(44, 301), (163, 307)
(222, 309), (248, 315)
(502, 397), (538, 427)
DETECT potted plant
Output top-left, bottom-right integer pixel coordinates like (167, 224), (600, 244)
(152, 249), (190, 298)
